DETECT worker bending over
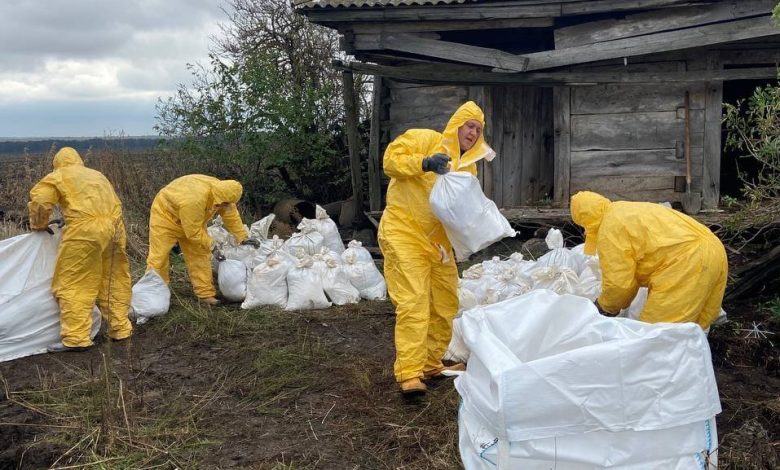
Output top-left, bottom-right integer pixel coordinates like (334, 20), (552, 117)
(147, 174), (254, 305)
(571, 191), (727, 329)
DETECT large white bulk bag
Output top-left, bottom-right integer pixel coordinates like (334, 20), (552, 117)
(0, 230), (101, 362)
(242, 254), (290, 309)
(131, 269), (171, 324)
(430, 171), (515, 261)
(218, 259), (248, 302)
(285, 257), (331, 310)
(456, 290), (721, 469)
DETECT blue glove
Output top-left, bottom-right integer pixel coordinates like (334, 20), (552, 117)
(422, 154), (450, 175)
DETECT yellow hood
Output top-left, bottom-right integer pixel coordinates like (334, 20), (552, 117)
(437, 101), (492, 170)
(53, 147), (84, 169)
(212, 180), (243, 205)
(571, 191), (611, 255)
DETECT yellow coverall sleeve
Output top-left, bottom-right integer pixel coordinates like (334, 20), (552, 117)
(28, 173), (61, 230)
(596, 232), (640, 314)
(383, 130), (437, 179)
(178, 201), (212, 251)
(218, 204), (247, 243)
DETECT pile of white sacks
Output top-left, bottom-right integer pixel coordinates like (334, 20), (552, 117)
(210, 206), (386, 311)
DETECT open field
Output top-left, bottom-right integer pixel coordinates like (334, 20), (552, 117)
(1, 149), (778, 468)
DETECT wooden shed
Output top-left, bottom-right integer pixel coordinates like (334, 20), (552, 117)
(296, 0), (780, 214)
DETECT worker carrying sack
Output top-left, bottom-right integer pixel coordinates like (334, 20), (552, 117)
(1, 230), (101, 362)
(456, 290), (721, 469)
(131, 269), (171, 324)
(430, 155), (516, 261)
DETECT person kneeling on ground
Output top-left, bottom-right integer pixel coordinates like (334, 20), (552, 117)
(28, 147), (133, 353)
(570, 191), (727, 329)
(146, 174), (257, 306)
(379, 101), (489, 397)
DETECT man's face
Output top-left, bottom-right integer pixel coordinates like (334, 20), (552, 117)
(458, 119), (483, 152)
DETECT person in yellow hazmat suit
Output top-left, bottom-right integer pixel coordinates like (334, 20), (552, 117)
(28, 147), (133, 353)
(146, 175), (256, 305)
(570, 191), (728, 329)
(379, 101), (489, 396)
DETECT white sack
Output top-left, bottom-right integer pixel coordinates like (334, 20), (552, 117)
(242, 255), (290, 309)
(131, 269), (171, 324)
(222, 245), (258, 267)
(218, 259), (248, 302)
(342, 240), (374, 264)
(305, 205), (345, 254)
(343, 257), (387, 301)
(285, 220), (324, 256)
(576, 258), (602, 302)
(0, 231), (101, 362)
(320, 258), (360, 305)
(444, 317), (470, 364)
(249, 214), (276, 239)
(455, 290), (721, 469)
(430, 171), (516, 261)
(528, 266), (579, 295)
(458, 284), (479, 313)
(207, 216), (235, 248)
(285, 257), (331, 310)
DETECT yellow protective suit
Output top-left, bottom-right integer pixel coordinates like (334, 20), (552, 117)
(378, 101), (487, 383)
(28, 147), (133, 347)
(571, 191), (728, 329)
(147, 175), (247, 299)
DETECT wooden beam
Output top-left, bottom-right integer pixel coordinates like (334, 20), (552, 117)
(553, 87), (571, 207)
(332, 60), (780, 86)
(341, 71), (364, 226)
(367, 75), (384, 212)
(561, 0), (730, 15)
(374, 33), (529, 72)
(303, 4), (561, 23)
(702, 52), (723, 210)
(526, 15), (779, 71)
(555, 0), (775, 49)
(352, 17), (553, 34)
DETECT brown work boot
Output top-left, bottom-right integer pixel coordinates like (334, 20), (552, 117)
(198, 296), (221, 306)
(423, 362), (466, 380)
(399, 378), (427, 397)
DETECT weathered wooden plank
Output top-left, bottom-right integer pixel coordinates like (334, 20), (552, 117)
(351, 18), (553, 34)
(572, 83), (705, 114)
(720, 49), (780, 65)
(553, 87), (571, 206)
(341, 71), (364, 225)
(525, 15), (778, 71)
(521, 87), (541, 203)
(368, 76), (383, 212)
(539, 87), (555, 202)
(334, 60), (780, 86)
(502, 87), (524, 206)
(570, 148), (703, 178)
(570, 175), (703, 202)
(492, 86), (506, 207)
(303, 4), (562, 23)
(378, 33), (529, 72)
(555, 1), (774, 49)
(561, 0), (706, 15)
(481, 86), (495, 200)
(389, 85), (467, 104)
(702, 54), (723, 209)
(570, 110), (705, 151)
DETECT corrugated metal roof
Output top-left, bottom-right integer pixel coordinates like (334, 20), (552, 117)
(295, 0), (474, 9)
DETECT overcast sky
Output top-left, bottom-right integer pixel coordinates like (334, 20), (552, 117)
(0, 0), (225, 138)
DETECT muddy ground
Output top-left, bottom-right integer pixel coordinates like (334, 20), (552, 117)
(1, 235), (779, 469)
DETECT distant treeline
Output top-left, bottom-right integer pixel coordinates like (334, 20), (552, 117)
(0, 137), (163, 156)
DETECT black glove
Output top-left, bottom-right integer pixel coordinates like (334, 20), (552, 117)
(43, 219), (65, 235)
(241, 238), (261, 248)
(422, 153), (451, 175)
(212, 247), (226, 262)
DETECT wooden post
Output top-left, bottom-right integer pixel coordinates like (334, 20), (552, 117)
(703, 52), (723, 210)
(553, 87), (572, 207)
(367, 75), (383, 212)
(341, 71), (364, 226)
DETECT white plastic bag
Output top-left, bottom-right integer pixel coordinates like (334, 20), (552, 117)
(0, 230), (101, 362)
(305, 205), (345, 254)
(535, 229), (586, 275)
(249, 214), (276, 240)
(342, 240), (374, 264)
(218, 259), (248, 302)
(430, 171), (516, 261)
(320, 258), (360, 305)
(444, 317), (470, 364)
(242, 254), (290, 309)
(285, 220), (324, 256)
(222, 245), (257, 267)
(456, 290), (721, 469)
(207, 215), (235, 248)
(342, 255), (387, 301)
(285, 257), (331, 310)
(529, 266), (579, 295)
(131, 269), (171, 324)
(576, 258), (602, 301)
